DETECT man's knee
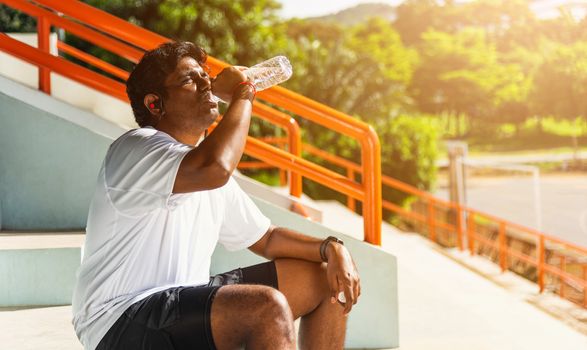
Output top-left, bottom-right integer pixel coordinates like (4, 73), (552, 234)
(249, 287), (296, 344)
(211, 285), (295, 348)
(257, 287), (294, 321)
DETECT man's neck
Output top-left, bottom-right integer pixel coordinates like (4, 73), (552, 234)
(154, 122), (204, 146)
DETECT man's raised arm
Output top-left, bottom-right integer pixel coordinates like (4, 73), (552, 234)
(173, 67), (254, 193)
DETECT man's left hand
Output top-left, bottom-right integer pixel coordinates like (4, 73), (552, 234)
(325, 243), (361, 314)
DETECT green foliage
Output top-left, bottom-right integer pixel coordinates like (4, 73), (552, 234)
(284, 18), (416, 120)
(376, 115), (438, 213)
(82, 0), (288, 65)
(0, 5), (36, 32)
(540, 117), (587, 138)
(298, 114), (438, 213)
(410, 27), (536, 135)
(345, 18), (418, 85)
(531, 41), (587, 120)
(411, 28), (497, 118)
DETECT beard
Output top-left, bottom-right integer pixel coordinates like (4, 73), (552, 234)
(193, 93), (220, 131)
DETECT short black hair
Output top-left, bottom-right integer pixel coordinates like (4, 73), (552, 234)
(126, 41), (207, 127)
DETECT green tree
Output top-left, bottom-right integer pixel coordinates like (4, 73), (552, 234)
(285, 18), (416, 121)
(281, 18), (434, 207)
(393, 0), (457, 46)
(409, 28), (533, 136)
(80, 0), (288, 65)
(345, 18), (417, 89)
(410, 29), (491, 133)
(531, 41), (587, 155)
(378, 115), (438, 217)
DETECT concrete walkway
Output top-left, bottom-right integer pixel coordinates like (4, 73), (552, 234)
(0, 305), (80, 350)
(2, 200), (587, 349)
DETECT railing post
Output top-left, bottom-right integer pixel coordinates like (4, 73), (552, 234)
(499, 222), (507, 272)
(347, 168), (356, 212)
(287, 123), (302, 198)
(456, 204), (464, 251)
(427, 197), (436, 242)
(37, 15), (51, 94)
(361, 129), (382, 246)
(583, 264), (587, 308)
(559, 255), (566, 299)
(538, 235), (545, 293)
(467, 211), (475, 256)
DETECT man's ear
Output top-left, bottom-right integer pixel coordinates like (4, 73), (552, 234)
(144, 94), (162, 115)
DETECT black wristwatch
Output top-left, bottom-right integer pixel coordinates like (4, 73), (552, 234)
(320, 236), (344, 262)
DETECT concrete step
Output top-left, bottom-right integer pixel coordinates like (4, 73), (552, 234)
(0, 232), (83, 306)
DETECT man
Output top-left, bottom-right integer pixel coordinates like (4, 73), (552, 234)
(72, 41), (360, 350)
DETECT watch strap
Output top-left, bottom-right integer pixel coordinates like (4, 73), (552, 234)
(320, 236), (344, 262)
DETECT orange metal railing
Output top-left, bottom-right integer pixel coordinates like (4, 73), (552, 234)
(0, 0), (381, 244)
(256, 137), (587, 308)
(329, 153), (587, 308)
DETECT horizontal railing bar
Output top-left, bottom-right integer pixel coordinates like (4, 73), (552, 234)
(506, 249), (537, 266)
(434, 220), (456, 232)
(302, 143), (362, 172)
(3, 0), (144, 63)
(0, 33), (127, 101)
(257, 136), (288, 145)
(472, 234), (499, 251)
(382, 201), (427, 222)
(260, 86), (376, 140)
(543, 265), (587, 289)
(238, 162), (276, 169)
(57, 41), (129, 80)
(244, 138), (364, 200)
(32, 0), (169, 50)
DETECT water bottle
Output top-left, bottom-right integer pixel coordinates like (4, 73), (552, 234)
(212, 56), (292, 103)
(244, 56), (292, 91)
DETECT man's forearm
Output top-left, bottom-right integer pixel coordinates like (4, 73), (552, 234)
(260, 226), (330, 262)
(200, 86), (253, 174)
(255, 225), (360, 312)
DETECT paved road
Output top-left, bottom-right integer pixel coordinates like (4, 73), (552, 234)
(435, 173), (587, 248)
(436, 150), (587, 167)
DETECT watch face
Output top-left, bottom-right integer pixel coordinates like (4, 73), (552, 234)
(328, 236), (344, 245)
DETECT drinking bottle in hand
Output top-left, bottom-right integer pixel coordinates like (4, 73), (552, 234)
(212, 56), (292, 103)
(244, 56), (293, 91)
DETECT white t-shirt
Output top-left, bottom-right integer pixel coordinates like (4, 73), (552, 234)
(72, 127), (271, 350)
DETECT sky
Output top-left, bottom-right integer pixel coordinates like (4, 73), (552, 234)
(276, 0), (587, 20)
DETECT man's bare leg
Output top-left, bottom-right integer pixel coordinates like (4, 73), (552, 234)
(275, 258), (348, 350)
(210, 284), (296, 350)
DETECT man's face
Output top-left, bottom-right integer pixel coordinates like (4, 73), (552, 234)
(162, 56), (219, 127)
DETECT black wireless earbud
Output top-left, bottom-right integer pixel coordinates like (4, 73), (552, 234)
(149, 99), (160, 110)
(148, 95), (164, 112)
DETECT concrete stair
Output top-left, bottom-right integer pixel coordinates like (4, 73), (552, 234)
(0, 232), (83, 306)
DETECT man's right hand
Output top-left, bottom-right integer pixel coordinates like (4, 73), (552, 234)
(211, 66), (248, 103)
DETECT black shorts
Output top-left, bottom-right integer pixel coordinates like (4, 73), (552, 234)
(96, 261), (278, 350)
